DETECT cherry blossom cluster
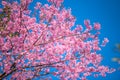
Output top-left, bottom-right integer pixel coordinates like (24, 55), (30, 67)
(0, 0), (114, 80)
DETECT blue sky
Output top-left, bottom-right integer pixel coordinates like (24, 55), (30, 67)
(0, 0), (120, 80)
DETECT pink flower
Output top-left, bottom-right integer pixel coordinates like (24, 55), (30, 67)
(76, 25), (83, 31)
(84, 19), (90, 26)
(48, 0), (63, 7)
(0, 9), (3, 12)
(94, 23), (101, 30)
(84, 20), (92, 30)
(3, 18), (8, 22)
(101, 38), (109, 46)
(34, 2), (42, 9)
(2, 1), (7, 6)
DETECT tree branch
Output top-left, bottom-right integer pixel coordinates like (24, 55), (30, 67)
(35, 33), (80, 46)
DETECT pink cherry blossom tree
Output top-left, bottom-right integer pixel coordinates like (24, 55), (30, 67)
(0, 0), (115, 80)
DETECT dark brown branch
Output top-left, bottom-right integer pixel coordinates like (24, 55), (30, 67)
(33, 32), (43, 46)
(0, 60), (64, 79)
(0, 67), (17, 80)
(0, 55), (78, 80)
(35, 33), (80, 46)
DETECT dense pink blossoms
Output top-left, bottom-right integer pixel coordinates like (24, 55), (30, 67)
(0, 0), (115, 80)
